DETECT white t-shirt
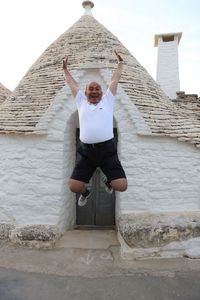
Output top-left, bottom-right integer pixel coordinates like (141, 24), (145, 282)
(75, 89), (115, 143)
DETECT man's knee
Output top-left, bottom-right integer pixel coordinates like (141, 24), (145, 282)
(111, 178), (127, 192)
(68, 179), (86, 193)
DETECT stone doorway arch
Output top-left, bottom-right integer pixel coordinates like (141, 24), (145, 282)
(61, 108), (119, 231)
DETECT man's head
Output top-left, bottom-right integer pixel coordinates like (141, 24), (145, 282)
(85, 81), (103, 104)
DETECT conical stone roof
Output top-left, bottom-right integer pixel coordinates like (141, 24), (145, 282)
(0, 10), (199, 147)
(0, 83), (11, 105)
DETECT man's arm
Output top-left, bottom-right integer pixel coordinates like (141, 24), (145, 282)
(108, 50), (123, 96)
(63, 56), (79, 97)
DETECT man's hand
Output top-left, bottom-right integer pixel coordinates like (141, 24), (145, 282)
(114, 50), (123, 63)
(109, 51), (124, 95)
(62, 55), (79, 97)
(63, 55), (68, 70)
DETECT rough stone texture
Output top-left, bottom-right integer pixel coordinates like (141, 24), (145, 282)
(0, 83), (11, 104)
(118, 212), (200, 248)
(184, 246), (200, 259)
(174, 91), (200, 120)
(9, 225), (60, 248)
(0, 132), (76, 231)
(0, 223), (14, 240)
(0, 14), (199, 148)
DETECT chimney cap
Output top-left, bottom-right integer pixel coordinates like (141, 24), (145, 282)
(82, 1), (94, 16)
(82, 1), (94, 8)
(154, 32), (182, 47)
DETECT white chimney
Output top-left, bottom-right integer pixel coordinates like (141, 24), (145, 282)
(154, 32), (182, 99)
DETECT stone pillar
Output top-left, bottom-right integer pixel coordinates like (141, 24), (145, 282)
(154, 32), (182, 99)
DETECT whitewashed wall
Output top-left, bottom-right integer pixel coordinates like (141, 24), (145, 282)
(0, 68), (200, 235)
(114, 87), (200, 215)
(0, 69), (110, 233)
(0, 135), (65, 226)
(118, 133), (200, 213)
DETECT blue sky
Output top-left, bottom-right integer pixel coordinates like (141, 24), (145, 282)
(0, 0), (199, 95)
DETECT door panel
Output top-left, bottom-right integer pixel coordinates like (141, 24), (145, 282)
(76, 129), (117, 227)
(95, 168), (115, 226)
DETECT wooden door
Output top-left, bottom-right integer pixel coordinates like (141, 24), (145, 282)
(76, 129), (117, 227)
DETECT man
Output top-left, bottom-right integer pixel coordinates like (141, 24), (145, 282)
(63, 51), (127, 206)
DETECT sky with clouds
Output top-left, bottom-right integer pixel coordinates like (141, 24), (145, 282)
(0, 0), (199, 95)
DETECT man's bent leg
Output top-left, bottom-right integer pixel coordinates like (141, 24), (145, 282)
(111, 178), (127, 192)
(100, 143), (127, 193)
(69, 179), (91, 207)
(68, 179), (87, 194)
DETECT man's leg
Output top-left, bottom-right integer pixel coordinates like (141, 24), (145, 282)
(70, 146), (95, 193)
(100, 141), (127, 193)
(68, 178), (87, 194)
(69, 178), (91, 207)
(110, 178), (127, 192)
(69, 147), (96, 206)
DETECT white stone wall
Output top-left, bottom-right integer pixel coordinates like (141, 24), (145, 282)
(0, 135), (64, 226)
(0, 76), (79, 232)
(156, 37), (180, 99)
(118, 132), (200, 213)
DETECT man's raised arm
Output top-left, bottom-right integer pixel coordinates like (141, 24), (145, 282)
(109, 50), (123, 96)
(63, 56), (79, 97)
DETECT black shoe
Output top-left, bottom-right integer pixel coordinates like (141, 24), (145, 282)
(78, 188), (91, 207)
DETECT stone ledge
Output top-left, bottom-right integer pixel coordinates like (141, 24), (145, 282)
(0, 223), (15, 240)
(0, 224), (60, 248)
(118, 211), (200, 248)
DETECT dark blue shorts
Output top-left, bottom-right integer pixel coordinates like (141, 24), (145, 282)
(70, 138), (126, 183)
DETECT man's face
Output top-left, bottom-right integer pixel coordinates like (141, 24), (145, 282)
(85, 82), (103, 104)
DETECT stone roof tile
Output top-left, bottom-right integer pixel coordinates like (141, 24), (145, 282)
(0, 83), (11, 105)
